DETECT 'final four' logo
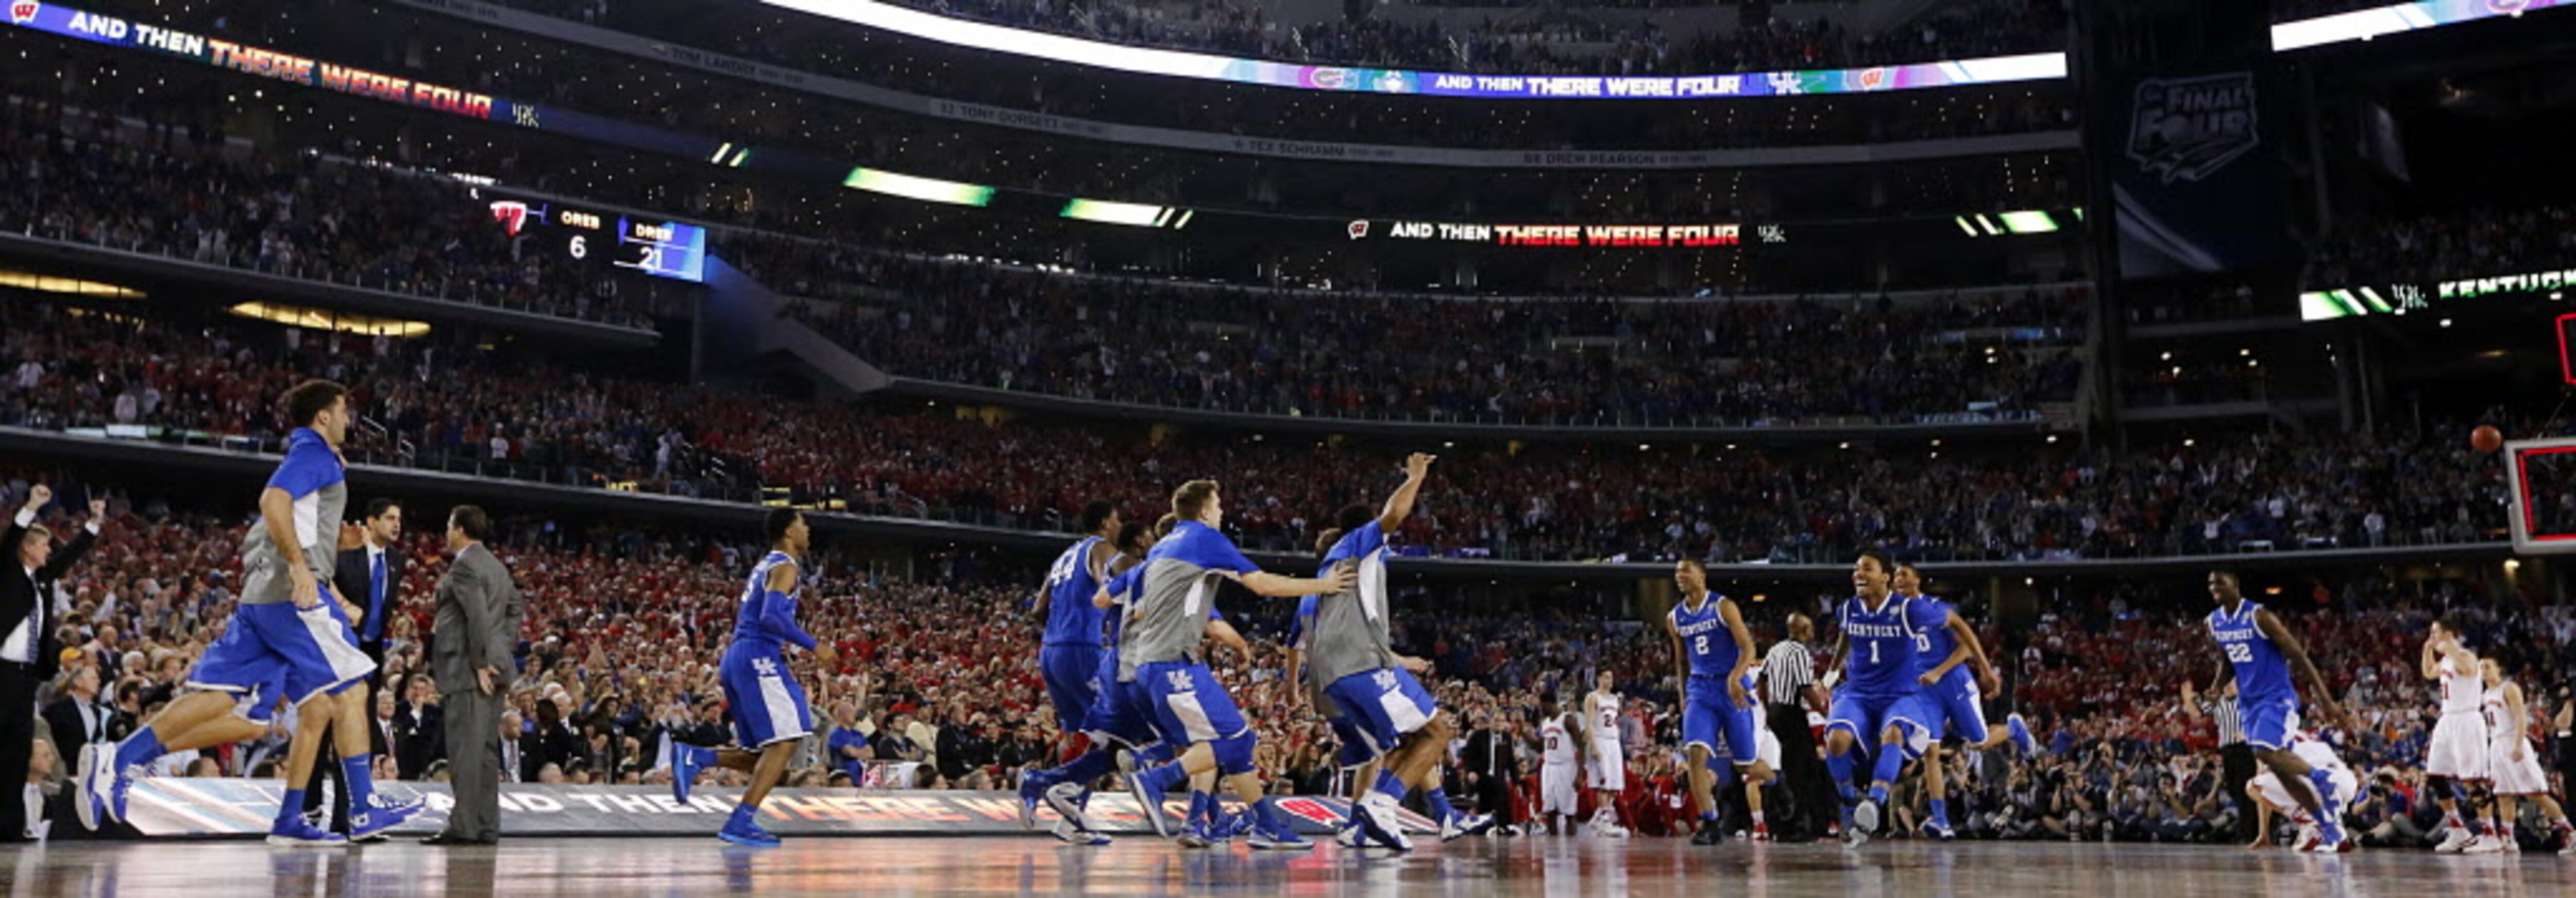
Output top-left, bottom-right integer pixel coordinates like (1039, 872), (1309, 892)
(2127, 72), (2260, 184)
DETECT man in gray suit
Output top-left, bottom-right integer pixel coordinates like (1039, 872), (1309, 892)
(423, 505), (521, 846)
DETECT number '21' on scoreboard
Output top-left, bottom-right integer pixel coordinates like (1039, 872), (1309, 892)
(486, 196), (708, 283)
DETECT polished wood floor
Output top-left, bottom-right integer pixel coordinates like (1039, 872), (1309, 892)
(5, 835), (2571, 896)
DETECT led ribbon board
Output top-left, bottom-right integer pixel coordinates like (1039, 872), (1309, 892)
(759, 0), (2566, 100)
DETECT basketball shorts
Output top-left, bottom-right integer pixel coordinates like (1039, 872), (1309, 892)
(1826, 689), (1936, 760)
(2487, 735), (2549, 795)
(184, 598), (376, 706)
(1079, 655), (1163, 749)
(1588, 741), (1625, 791)
(2237, 693), (2301, 752)
(1922, 671), (1989, 742)
(1540, 763), (1580, 815)
(1039, 643), (1106, 735)
(1324, 667), (1437, 761)
(2425, 711), (2490, 781)
(1138, 660), (1248, 747)
(719, 640), (813, 748)
(1682, 673), (1761, 766)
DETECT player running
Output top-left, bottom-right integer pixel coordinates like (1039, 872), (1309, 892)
(669, 509), (839, 848)
(1666, 559), (1775, 844)
(1822, 550), (1941, 846)
(1286, 577), (1385, 849)
(1120, 480), (1354, 851)
(1890, 563), (2039, 840)
(2204, 569), (2353, 854)
(78, 381), (417, 845)
(1014, 501), (1123, 842)
(2422, 617), (2495, 853)
(1304, 453), (1491, 850)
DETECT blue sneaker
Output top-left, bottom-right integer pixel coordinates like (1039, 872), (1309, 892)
(673, 745), (708, 804)
(718, 814), (782, 848)
(1125, 767), (1176, 838)
(1248, 822), (1315, 852)
(2008, 714), (2040, 755)
(350, 793), (426, 843)
(1018, 775), (1049, 831)
(1920, 819), (1956, 841)
(1219, 808), (1254, 841)
(267, 816), (347, 848)
(1440, 812), (1496, 842)
(1049, 819), (1112, 846)
(1176, 818), (1216, 849)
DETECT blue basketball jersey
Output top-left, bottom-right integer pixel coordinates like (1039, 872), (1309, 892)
(2208, 600), (2293, 704)
(1670, 592), (1741, 679)
(1840, 594), (1933, 697)
(1042, 536), (1110, 646)
(731, 550), (804, 647)
(1906, 595), (1965, 683)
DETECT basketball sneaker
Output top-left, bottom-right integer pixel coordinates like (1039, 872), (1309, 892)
(1749, 822), (1773, 843)
(1049, 819), (1111, 846)
(1336, 821), (1367, 849)
(2292, 825), (2320, 853)
(1016, 774), (1049, 831)
(1358, 793), (1414, 851)
(1043, 782), (1094, 832)
(672, 745), (709, 805)
(1440, 811), (1495, 843)
(1248, 822), (1316, 851)
(1691, 819), (1725, 846)
(266, 817), (347, 848)
(2434, 826), (2475, 853)
(2461, 834), (2505, 854)
(718, 806), (782, 848)
(2007, 714), (2041, 755)
(350, 793), (426, 843)
(1920, 819), (1956, 841)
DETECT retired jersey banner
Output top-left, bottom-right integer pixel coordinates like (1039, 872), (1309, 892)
(2102, 58), (2300, 280)
(118, 779), (1432, 839)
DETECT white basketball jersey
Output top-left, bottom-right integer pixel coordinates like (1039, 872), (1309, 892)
(1589, 692), (1621, 745)
(1541, 714), (1576, 766)
(2289, 735), (2346, 773)
(2482, 684), (2512, 738)
(2438, 655), (2482, 716)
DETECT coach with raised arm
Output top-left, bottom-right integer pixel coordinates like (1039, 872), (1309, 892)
(3, 485), (103, 842)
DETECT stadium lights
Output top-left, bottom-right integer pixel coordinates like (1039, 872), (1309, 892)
(227, 303), (430, 338)
(843, 168), (995, 207)
(1998, 211), (2059, 234)
(0, 268), (145, 299)
(1060, 199), (1194, 229)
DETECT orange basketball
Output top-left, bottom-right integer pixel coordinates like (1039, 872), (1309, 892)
(2472, 425), (2503, 454)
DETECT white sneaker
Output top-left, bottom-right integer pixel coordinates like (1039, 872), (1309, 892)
(1043, 783), (1094, 832)
(1853, 799), (1882, 837)
(1593, 821), (1631, 839)
(1361, 793), (1414, 851)
(1049, 819), (1111, 846)
(2461, 834), (2506, 855)
(1439, 812), (1494, 842)
(2435, 827), (2475, 853)
(1336, 823), (1365, 849)
(2293, 825), (2319, 853)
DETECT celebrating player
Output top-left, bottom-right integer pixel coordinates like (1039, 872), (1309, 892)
(1286, 570), (1385, 849)
(2422, 617), (2495, 853)
(2480, 658), (2574, 854)
(79, 380), (417, 845)
(670, 508), (839, 848)
(2204, 569), (2352, 854)
(1822, 549), (1940, 846)
(1666, 558), (1774, 844)
(1890, 563), (2039, 840)
(1016, 501), (1121, 840)
(1304, 453), (1491, 850)
(1119, 480), (1354, 851)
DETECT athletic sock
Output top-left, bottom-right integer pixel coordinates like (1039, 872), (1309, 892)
(1188, 791), (1214, 828)
(1750, 811), (1765, 826)
(113, 726), (163, 771)
(1138, 743), (1176, 767)
(1700, 810), (1719, 823)
(1374, 769), (1408, 801)
(1870, 745), (1903, 792)
(1867, 784), (1890, 807)
(2443, 810), (2465, 830)
(1253, 796), (1288, 831)
(342, 755), (378, 811)
(1423, 786), (1459, 822)
(1143, 761), (1188, 792)
(1827, 751), (1855, 798)
(1929, 799), (1950, 827)
(276, 789), (308, 826)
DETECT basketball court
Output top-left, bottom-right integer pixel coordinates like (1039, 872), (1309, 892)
(7, 838), (2569, 895)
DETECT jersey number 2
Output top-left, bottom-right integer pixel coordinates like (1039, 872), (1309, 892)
(1692, 635), (1709, 656)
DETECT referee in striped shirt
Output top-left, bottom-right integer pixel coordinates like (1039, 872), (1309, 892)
(1762, 613), (1833, 841)
(2180, 678), (2253, 842)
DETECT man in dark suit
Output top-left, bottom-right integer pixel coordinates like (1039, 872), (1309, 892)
(3, 485), (102, 842)
(1460, 707), (1521, 833)
(425, 505), (522, 846)
(43, 665), (114, 760)
(303, 499), (404, 835)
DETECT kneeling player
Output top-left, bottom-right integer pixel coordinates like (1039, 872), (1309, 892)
(2246, 732), (2359, 853)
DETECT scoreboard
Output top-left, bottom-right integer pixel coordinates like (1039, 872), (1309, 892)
(486, 195), (707, 283)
